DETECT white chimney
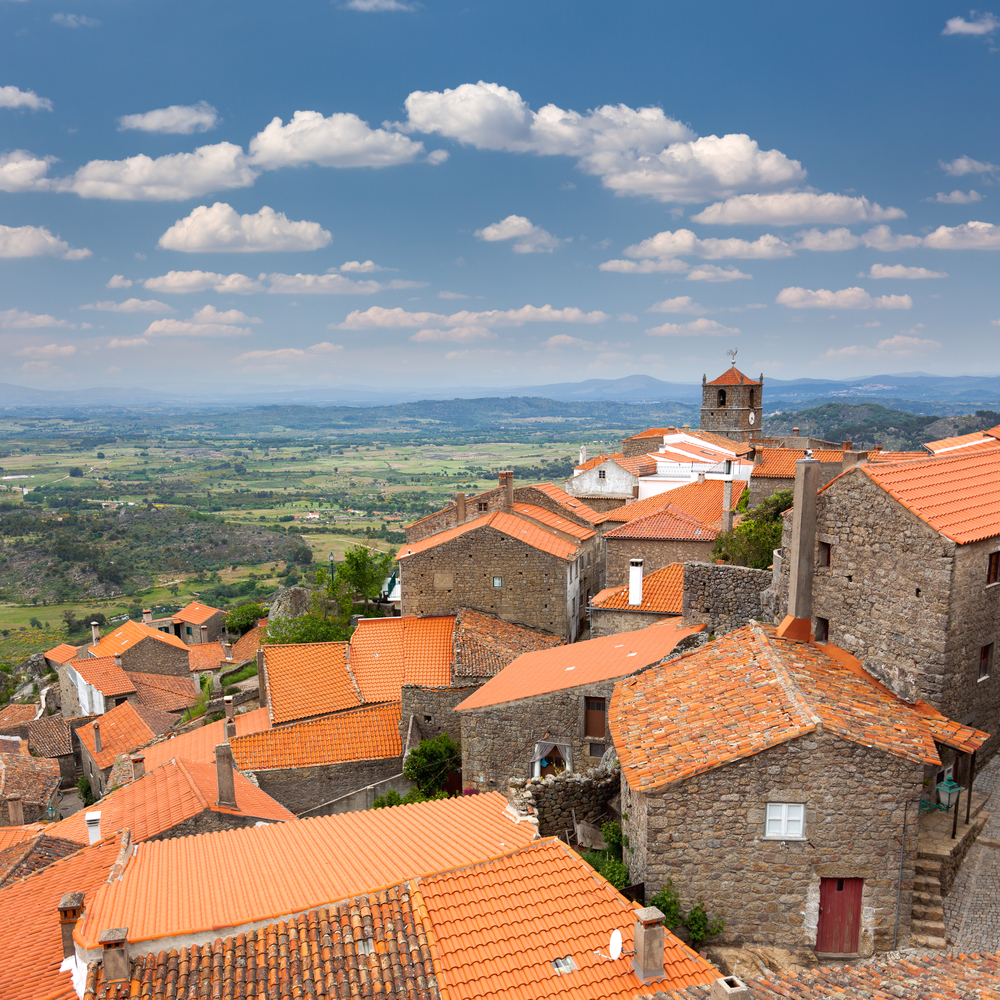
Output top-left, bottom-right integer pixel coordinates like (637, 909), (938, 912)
(579, 445), (587, 465)
(711, 976), (750, 998)
(697, 472), (706, 484)
(628, 559), (644, 606)
(90, 621), (100, 644)
(223, 642), (233, 661)
(142, 609), (152, 624)
(85, 811), (101, 845)
(114, 653), (123, 669)
(93, 721), (101, 754)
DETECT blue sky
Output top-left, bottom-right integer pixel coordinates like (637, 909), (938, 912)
(2, 0), (999, 391)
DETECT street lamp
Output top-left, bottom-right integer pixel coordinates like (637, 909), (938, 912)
(937, 776), (961, 811)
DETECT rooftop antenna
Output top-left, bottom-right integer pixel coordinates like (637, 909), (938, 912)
(594, 928), (634, 961)
(727, 348), (738, 366)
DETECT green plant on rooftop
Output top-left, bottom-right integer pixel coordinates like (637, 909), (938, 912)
(403, 733), (461, 796)
(711, 488), (793, 570)
(263, 613), (350, 645)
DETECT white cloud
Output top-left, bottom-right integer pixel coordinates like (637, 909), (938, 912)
(940, 156), (997, 176)
(117, 102), (219, 135)
(686, 264), (751, 282)
(265, 272), (424, 294)
(339, 259), (393, 272)
(618, 228), (792, 261)
(437, 290), (468, 299)
(0, 151), (57, 193)
(191, 304), (260, 324)
(338, 303), (608, 329)
(107, 275), (132, 288)
(692, 192), (905, 226)
(542, 334), (604, 349)
(80, 298), (175, 312)
(923, 220), (1000, 249)
(14, 342), (76, 357)
(410, 326), (495, 342)
(598, 257), (690, 274)
(942, 12), (1000, 34)
(859, 225), (924, 251)
(0, 308), (72, 328)
(0, 223), (90, 259)
(51, 13), (100, 27)
(864, 264), (948, 280)
(143, 270), (263, 294)
(143, 311), (252, 338)
(236, 342), (343, 367)
(158, 203), (331, 253)
(475, 214), (561, 253)
(108, 337), (149, 348)
(776, 286), (912, 309)
(401, 81), (802, 203)
(66, 142), (254, 200)
(930, 189), (983, 204)
(0, 86), (52, 112)
(824, 334), (941, 359)
(646, 318), (740, 337)
(344, 0), (415, 9)
(647, 295), (707, 314)
(249, 110), (427, 169)
(793, 227), (862, 251)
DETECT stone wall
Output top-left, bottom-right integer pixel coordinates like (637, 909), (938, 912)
(120, 638), (190, 677)
(590, 609), (674, 638)
(507, 765), (619, 838)
(298, 772), (416, 818)
(57, 663), (82, 717)
(747, 465), (840, 508)
(400, 684), (480, 744)
(605, 537), (714, 587)
(620, 730), (922, 955)
(145, 806), (287, 842)
(682, 562), (774, 634)
(572, 495), (628, 513)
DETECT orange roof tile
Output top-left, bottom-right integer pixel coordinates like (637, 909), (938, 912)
(43, 643), (79, 664)
(127, 671), (199, 713)
(923, 430), (1000, 454)
(511, 501), (597, 539)
(611, 624), (990, 792)
(751, 448), (845, 478)
(705, 365), (760, 386)
(141, 707), (271, 772)
(604, 507), (721, 542)
(0, 833), (83, 890)
(686, 428), (748, 454)
(77, 701), (177, 770)
(527, 481), (601, 523)
(590, 563), (685, 614)
(187, 640), (224, 672)
(417, 838), (718, 1000)
(231, 702), (402, 772)
(0, 750), (60, 806)
(596, 477), (746, 526)
(88, 619), (189, 656)
(626, 427), (677, 440)
(455, 618), (704, 711)
(47, 757), (295, 844)
(69, 656), (136, 697)
(453, 607), (564, 678)
(868, 450), (933, 463)
(0, 835), (124, 1000)
(0, 825), (42, 851)
(574, 451), (657, 477)
(173, 601), (224, 625)
(263, 641), (359, 725)
(231, 623), (264, 662)
(574, 451), (617, 472)
(75, 792), (536, 951)
(0, 703), (38, 729)
(350, 616), (454, 700)
(649, 441), (742, 465)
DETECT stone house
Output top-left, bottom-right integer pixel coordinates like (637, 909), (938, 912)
(611, 621), (990, 957)
(455, 618), (704, 793)
(0, 739), (61, 825)
(70, 620), (190, 685)
(564, 451), (655, 510)
(747, 447), (864, 507)
(588, 561), (684, 637)
(0, 703), (38, 736)
(22, 715), (80, 788)
(60, 654), (198, 718)
(43, 643), (80, 673)
(776, 446), (1000, 760)
(144, 601), (227, 644)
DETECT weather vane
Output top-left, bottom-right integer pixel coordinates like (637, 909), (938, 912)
(727, 348), (738, 366)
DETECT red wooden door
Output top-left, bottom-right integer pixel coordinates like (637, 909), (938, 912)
(816, 877), (863, 954)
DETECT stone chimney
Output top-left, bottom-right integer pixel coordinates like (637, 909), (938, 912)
(6, 794), (24, 826)
(199, 624), (208, 644)
(628, 559), (643, 606)
(90, 621), (100, 645)
(99, 927), (130, 983)
(57, 893), (85, 959)
(142, 609), (152, 624)
(225, 718), (236, 741)
(682, 424), (690, 432)
(456, 492), (466, 523)
(224, 695), (235, 721)
(632, 906), (666, 983)
(792, 427), (800, 437)
(85, 811), (101, 845)
(722, 478), (733, 533)
(256, 649), (267, 707)
(697, 472), (706, 484)
(222, 642), (233, 661)
(93, 721), (101, 754)
(130, 754), (145, 780)
(114, 653), (122, 669)
(776, 457), (819, 642)
(215, 743), (237, 808)
(711, 975), (750, 998)
(498, 471), (514, 508)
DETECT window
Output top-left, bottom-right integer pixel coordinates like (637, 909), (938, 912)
(185, 626), (192, 637)
(989, 552), (1000, 585)
(589, 742), (606, 758)
(585, 697), (606, 738)
(477, 501), (489, 512)
(718, 389), (727, 407)
(818, 541), (831, 567)
(598, 470), (606, 479)
(980, 643), (993, 680)
(552, 957), (577, 975)
(492, 576), (502, 588)
(815, 617), (829, 643)
(765, 802), (805, 839)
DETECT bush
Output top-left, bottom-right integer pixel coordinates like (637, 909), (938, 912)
(601, 858), (630, 890)
(77, 775), (97, 807)
(371, 787), (447, 809)
(225, 602), (266, 636)
(685, 898), (724, 948)
(711, 488), (793, 569)
(68, 467), (84, 478)
(402, 733), (460, 796)
(601, 819), (628, 861)
(650, 879), (685, 930)
(580, 849), (608, 873)
(264, 614), (350, 645)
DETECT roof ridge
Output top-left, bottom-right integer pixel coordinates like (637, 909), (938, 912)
(342, 643), (364, 704)
(172, 757), (211, 812)
(755, 624), (822, 731)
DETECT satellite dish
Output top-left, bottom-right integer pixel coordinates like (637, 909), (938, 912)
(609, 929), (622, 961)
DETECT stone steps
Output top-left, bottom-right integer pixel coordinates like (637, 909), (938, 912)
(911, 918), (947, 938)
(912, 889), (943, 907)
(913, 875), (942, 895)
(915, 857), (942, 876)
(912, 903), (944, 921)
(911, 932), (948, 949)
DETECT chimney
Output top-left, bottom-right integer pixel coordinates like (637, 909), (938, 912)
(632, 906), (666, 983)
(223, 642), (233, 661)
(85, 811), (101, 845)
(579, 445), (587, 465)
(628, 559), (644, 606)
(697, 472), (706, 484)
(842, 440), (852, 451)
(498, 471), (514, 508)
(792, 427), (800, 437)
(256, 649), (267, 707)
(57, 893), (85, 959)
(224, 695), (235, 720)
(456, 492), (466, 523)
(99, 927), (130, 983)
(722, 479), (733, 533)
(711, 976), (750, 998)
(682, 424), (690, 432)
(130, 754), (145, 780)
(93, 721), (101, 754)
(6, 794), (24, 826)
(777, 457), (820, 642)
(225, 718), (237, 741)
(200, 624), (208, 644)
(114, 653), (122, 669)
(142, 609), (152, 624)
(90, 621), (100, 645)
(215, 743), (237, 808)
(631, 485), (639, 499)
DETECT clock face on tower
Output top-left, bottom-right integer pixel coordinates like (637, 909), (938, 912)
(749, 411), (756, 425)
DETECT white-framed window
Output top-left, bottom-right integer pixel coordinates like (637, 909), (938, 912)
(492, 576), (502, 588)
(765, 802), (805, 839)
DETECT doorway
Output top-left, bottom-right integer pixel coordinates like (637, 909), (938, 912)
(815, 877), (863, 955)
(539, 748), (565, 777)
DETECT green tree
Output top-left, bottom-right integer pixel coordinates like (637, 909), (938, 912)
(263, 614), (350, 645)
(339, 544), (396, 613)
(168, 583), (180, 597)
(711, 488), (793, 570)
(28, 617), (42, 629)
(68, 467), (84, 478)
(403, 733), (460, 796)
(226, 602), (266, 636)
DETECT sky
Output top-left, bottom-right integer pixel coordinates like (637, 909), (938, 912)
(2, 0), (1000, 392)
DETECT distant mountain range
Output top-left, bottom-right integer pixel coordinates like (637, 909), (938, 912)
(3, 371), (1000, 412)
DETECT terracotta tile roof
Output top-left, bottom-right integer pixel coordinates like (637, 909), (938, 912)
(398, 509), (582, 562)
(417, 838), (718, 1000)
(69, 655), (136, 697)
(574, 451), (656, 477)
(24, 715), (72, 757)
(590, 563), (685, 614)
(0, 703), (37, 729)
(844, 449), (1000, 543)
(453, 607), (564, 678)
(43, 642), (79, 664)
(127, 671), (200, 713)
(173, 600), (224, 625)
(923, 429), (1000, 454)
(264, 641), (359, 725)
(84, 885), (440, 1000)
(231, 622), (265, 662)
(0, 825), (42, 850)
(0, 833), (87, 889)
(77, 701), (177, 770)
(455, 618), (705, 711)
(611, 623), (990, 792)
(574, 451), (618, 472)
(649, 441), (741, 465)
(626, 427), (677, 440)
(142, 707), (271, 772)
(351, 616), (454, 699)
(705, 365), (760, 386)
(595, 478), (746, 526)
(868, 449), (932, 463)
(74, 792), (535, 951)
(604, 507), (721, 541)
(751, 448), (845, 478)
(231, 702), (402, 772)
(686, 428), (748, 454)
(187, 640), (224, 672)
(88, 618), (189, 656)
(528, 481), (601, 523)
(512, 501), (598, 540)
(0, 834), (124, 1000)
(0, 749), (60, 806)
(47, 757), (295, 844)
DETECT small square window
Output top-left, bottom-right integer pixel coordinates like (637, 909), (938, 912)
(552, 956), (577, 975)
(989, 552), (1000, 585)
(492, 576), (502, 588)
(980, 643), (993, 680)
(765, 802), (805, 839)
(817, 541), (831, 567)
(185, 626), (192, 636)
(598, 470), (606, 480)
(477, 501), (489, 512)
(589, 742), (606, 758)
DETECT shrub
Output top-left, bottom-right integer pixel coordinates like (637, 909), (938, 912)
(371, 787), (447, 809)
(650, 879), (685, 930)
(580, 849), (608, 873)
(601, 858), (630, 890)
(601, 819), (628, 861)
(77, 775), (97, 807)
(402, 733), (460, 796)
(685, 898), (725, 948)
